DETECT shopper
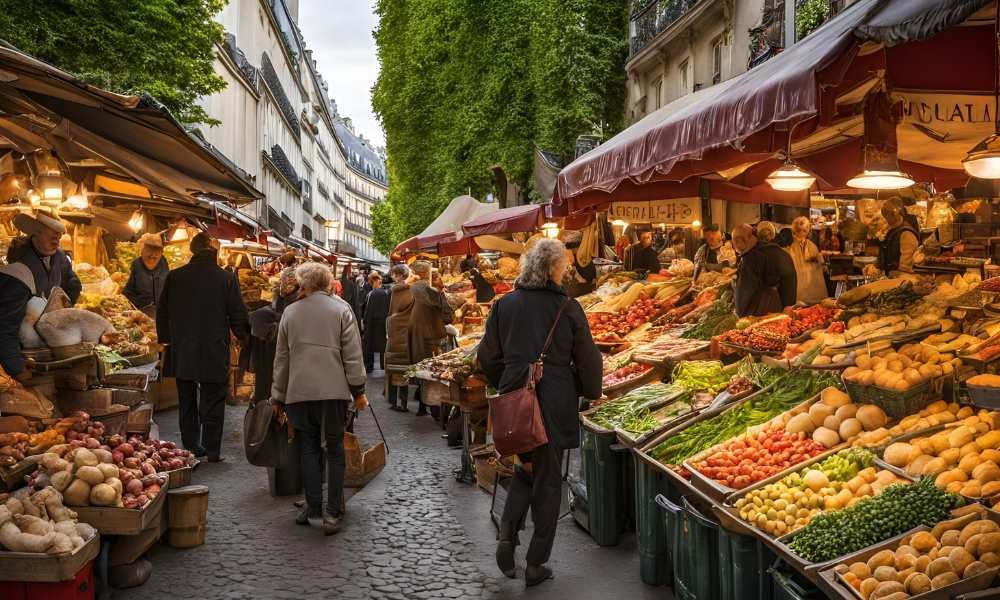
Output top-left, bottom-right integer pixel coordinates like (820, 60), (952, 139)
(469, 267), (496, 303)
(408, 261), (453, 417)
(248, 268), (298, 403)
(271, 262), (367, 534)
(692, 224), (736, 280)
(460, 253), (477, 272)
(731, 223), (797, 317)
(787, 217), (827, 305)
(123, 232), (169, 316)
(385, 264), (414, 412)
(156, 233), (249, 462)
(340, 264), (361, 325)
(478, 238), (602, 586)
(626, 230), (661, 273)
(879, 197), (919, 276)
(362, 271), (390, 373)
(8, 210), (81, 303)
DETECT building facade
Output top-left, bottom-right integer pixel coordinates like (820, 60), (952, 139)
(197, 0), (388, 264)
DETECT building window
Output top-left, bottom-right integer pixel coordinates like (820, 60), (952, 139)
(679, 59), (689, 94)
(712, 37), (723, 85)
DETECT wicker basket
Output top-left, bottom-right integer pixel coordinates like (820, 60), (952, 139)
(841, 375), (937, 419)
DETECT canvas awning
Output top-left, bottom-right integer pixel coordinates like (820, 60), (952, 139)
(0, 43), (262, 206)
(554, 0), (994, 211)
(393, 195), (499, 256)
(462, 204), (544, 237)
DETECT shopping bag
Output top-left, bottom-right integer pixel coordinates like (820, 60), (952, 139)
(243, 398), (293, 468)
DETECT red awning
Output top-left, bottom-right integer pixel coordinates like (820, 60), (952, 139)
(554, 0), (992, 207)
(393, 231), (461, 256)
(462, 204), (543, 237)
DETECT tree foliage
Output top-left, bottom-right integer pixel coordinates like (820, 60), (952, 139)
(371, 0), (628, 255)
(0, 0), (227, 125)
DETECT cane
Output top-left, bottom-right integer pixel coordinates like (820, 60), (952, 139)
(366, 404), (389, 454)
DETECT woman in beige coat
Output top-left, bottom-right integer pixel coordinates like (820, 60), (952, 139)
(786, 217), (827, 305)
(271, 263), (367, 534)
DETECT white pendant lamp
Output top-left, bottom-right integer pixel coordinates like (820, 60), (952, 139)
(846, 169), (915, 190)
(128, 209), (145, 233)
(766, 162), (816, 191)
(962, 6), (1000, 178)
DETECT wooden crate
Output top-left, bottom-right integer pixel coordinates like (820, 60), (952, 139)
(419, 377), (487, 411)
(57, 388), (114, 413)
(165, 461), (196, 488)
(0, 533), (99, 582)
(0, 459), (37, 492)
(74, 481), (167, 535)
(125, 402), (154, 433)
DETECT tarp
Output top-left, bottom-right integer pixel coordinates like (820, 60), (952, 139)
(0, 43), (262, 206)
(554, 0), (992, 209)
(462, 204), (543, 237)
(393, 195), (498, 256)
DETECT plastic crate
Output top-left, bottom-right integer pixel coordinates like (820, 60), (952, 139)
(768, 559), (824, 600)
(656, 494), (721, 600)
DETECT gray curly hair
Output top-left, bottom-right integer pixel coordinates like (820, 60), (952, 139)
(516, 238), (567, 289)
(389, 263), (409, 282)
(295, 261), (332, 291)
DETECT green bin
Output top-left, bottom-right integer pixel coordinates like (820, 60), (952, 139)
(632, 453), (673, 586)
(768, 560), (824, 600)
(656, 494), (721, 600)
(722, 527), (772, 600)
(580, 427), (631, 546)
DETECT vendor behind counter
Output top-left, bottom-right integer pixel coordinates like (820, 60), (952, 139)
(7, 210), (81, 303)
(122, 232), (169, 316)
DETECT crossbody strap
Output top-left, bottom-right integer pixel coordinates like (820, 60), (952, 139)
(538, 299), (572, 362)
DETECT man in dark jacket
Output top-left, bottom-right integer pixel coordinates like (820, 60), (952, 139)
(123, 233), (169, 315)
(9, 211), (81, 303)
(732, 223), (797, 317)
(362, 271), (390, 372)
(626, 230), (661, 273)
(156, 233), (249, 462)
(0, 263), (35, 383)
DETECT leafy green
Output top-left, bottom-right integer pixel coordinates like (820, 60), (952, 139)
(681, 289), (737, 340)
(670, 360), (729, 394)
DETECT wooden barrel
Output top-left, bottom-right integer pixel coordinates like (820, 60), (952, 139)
(166, 485), (209, 548)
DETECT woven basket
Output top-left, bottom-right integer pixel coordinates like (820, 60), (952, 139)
(842, 375), (938, 419)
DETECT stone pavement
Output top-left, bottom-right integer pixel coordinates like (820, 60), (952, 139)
(117, 374), (667, 599)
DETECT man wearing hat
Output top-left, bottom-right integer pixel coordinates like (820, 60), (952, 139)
(123, 233), (169, 316)
(9, 210), (81, 304)
(0, 263), (36, 382)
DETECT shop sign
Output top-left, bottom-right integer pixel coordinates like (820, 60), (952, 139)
(897, 91), (995, 169)
(609, 198), (701, 224)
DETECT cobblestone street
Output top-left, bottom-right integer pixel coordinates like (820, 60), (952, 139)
(117, 374), (664, 599)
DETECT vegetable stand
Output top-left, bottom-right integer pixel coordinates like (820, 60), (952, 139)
(416, 374), (487, 484)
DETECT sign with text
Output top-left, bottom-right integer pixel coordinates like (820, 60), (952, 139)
(609, 198), (701, 224)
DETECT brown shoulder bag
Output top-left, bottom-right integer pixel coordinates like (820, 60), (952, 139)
(489, 299), (570, 457)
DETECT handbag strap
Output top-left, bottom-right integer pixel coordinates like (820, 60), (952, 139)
(538, 299), (571, 362)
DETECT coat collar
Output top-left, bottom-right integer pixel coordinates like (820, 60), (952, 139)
(189, 250), (218, 265)
(515, 280), (567, 296)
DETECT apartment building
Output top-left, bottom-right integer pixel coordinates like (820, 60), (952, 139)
(197, 0), (388, 264)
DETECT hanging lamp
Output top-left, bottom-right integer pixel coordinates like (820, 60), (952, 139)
(962, 4), (1000, 178)
(766, 122), (816, 192)
(848, 91), (914, 190)
(128, 209), (145, 232)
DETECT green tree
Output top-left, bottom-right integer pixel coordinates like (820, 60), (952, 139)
(0, 0), (227, 125)
(371, 0), (628, 255)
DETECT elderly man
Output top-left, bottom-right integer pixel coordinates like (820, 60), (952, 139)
(9, 210), (80, 303)
(626, 230), (661, 274)
(692, 224), (736, 280)
(157, 233), (249, 462)
(123, 232), (169, 316)
(879, 197), (919, 276)
(732, 223), (797, 317)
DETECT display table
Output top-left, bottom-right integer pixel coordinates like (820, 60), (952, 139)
(416, 375), (487, 484)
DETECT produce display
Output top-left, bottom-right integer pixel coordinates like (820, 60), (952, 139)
(587, 295), (666, 343)
(833, 506), (1000, 599)
(853, 400), (965, 448)
(602, 362), (653, 388)
(237, 269), (270, 304)
(664, 287), (725, 327)
(602, 349), (633, 375)
(679, 289), (737, 340)
(587, 383), (690, 434)
(733, 449), (908, 537)
(30, 444), (166, 510)
(106, 434), (197, 479)
(650, 369), (840, 472)
(979, 276), (1000, 293)
(782, 388), (889, 449)
(407, 345), (479, 383)
(881, 410), (1000, 498)
(0, 486), (97, 554)
(787, 477), (960, 563)
(669, 360), (731, 395)
(718, 328), (787, 353)
(842, 343), (961, 391)
(750, 305), (840, 341)
(631, 336), (708, 362)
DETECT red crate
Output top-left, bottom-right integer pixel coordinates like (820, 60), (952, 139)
(0, 559), (94, 600)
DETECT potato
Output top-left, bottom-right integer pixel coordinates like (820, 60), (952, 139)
(960, 520), (1000, 545)
(871, 581), (904, 598)
(836, 404), (858, 421)
(978, 532), (1000, 555)
(893, 553), (916, 572)
(939, 448), (961, 465)
(849, 561), (872, 581)
(910, 531), (937, 553)
(63, 478), (91, 506)
(914, 555), (931, 572)
(809, 402), (836, 428)
(964, 533), (984, 555)
(904, 572), (931, 595)
(930, 572), (960, 589)
(959, 453), (982, 475)
(823, 414), (843, 432)
(96, 463), (119, 481)
(964, 560), (990, 578)
(813, 427), (840, 449)
(980, 552), (1000, 567)
(872, 565), (899, 582)
(907, 455), (933, 477)
(857, 405), (888, 431)
(949, 547), (975, 573)
(924, 457), (950, 476)
(936, 469), (968, 489)
(981, 481), (1000, 497)
(926, 557), (954, 579)
(876, 593), (908, 600)
(860, 577), (879, 599)
(940, 530), (961, 547)
(786, 413), (816, 435)
(960, 442), (980, 457)
(982, 449), (1000, 464)
(73, 448), (98, 468)
(972, 461), (1000, 483)
(948, 426), (975, 449)
(868, 549), (896, 571)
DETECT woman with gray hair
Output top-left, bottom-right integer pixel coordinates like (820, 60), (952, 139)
(478, 238), (602, 585)
(271, 262), (367, 534)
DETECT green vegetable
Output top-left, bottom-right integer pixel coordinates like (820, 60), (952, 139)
(787, 477), (960, 562)
(651, 369), (839, 466)
(734, 355), (784, 389)
(795, 448), (874, 484)
(681, 289), (737, 340)
(589, 383), (689, 432)
(670, 360), (729, 394)
(94, 345), (130, 374)
(796, 342), (824, 366)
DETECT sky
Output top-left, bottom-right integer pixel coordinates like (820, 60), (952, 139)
(298, 0), (385, 149)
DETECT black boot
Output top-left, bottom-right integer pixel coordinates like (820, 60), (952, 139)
(495, 521), (519, 578)
(525, 564), (553, 587)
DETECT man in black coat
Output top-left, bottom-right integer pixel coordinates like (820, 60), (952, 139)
(362, 271), (390, 372)
(732, 223), (797, 317)
(0, 263), (35, 383)
(156, 233), (249, 462)
(626, 230), (661, 274)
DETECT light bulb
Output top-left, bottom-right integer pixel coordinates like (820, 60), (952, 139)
(39, 175), (62, 200)
(170, 226), (189, 242)
(66, 192), (88, 209)
(28, 190), (40, 206)
(128, 210), (144, 232)
(766, 163), (816, 191)
(691, 220), (702, 229)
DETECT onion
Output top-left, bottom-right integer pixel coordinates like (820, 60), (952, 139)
(125, 478), (143, 495)
(118, 443), (134, 457)
(85, 437), (100, 449)
(140, 462), (156, 476)
(112, 451), (124, 464)
(136, 494), (149, 507)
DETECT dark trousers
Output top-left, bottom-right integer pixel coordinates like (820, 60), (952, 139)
(387, 383), (408, 408)
(176, 379), (228, 459)
(501, 443), (564, 565)
(285, 400), (348, 515)
(364, 352), (385, 373)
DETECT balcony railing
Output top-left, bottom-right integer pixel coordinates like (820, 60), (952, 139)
(267, 144), (302, 193)
(344, 220), (372, 236)
(260, 53), (301, 138)
(268, 0), (302, 68)
(222, 33), (259, 93)
(629, 0), (700, 58)
(345, 181), (381, 204)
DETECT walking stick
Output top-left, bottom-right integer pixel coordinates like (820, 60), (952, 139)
(366, 404), (389, 454)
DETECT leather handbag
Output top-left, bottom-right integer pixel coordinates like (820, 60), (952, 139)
(243, 398), (292, 468)
(489, 299), (570, 457)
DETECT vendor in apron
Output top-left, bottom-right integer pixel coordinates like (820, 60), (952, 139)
(8, 210), (81, 304)
(732, 223), (798, 317)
